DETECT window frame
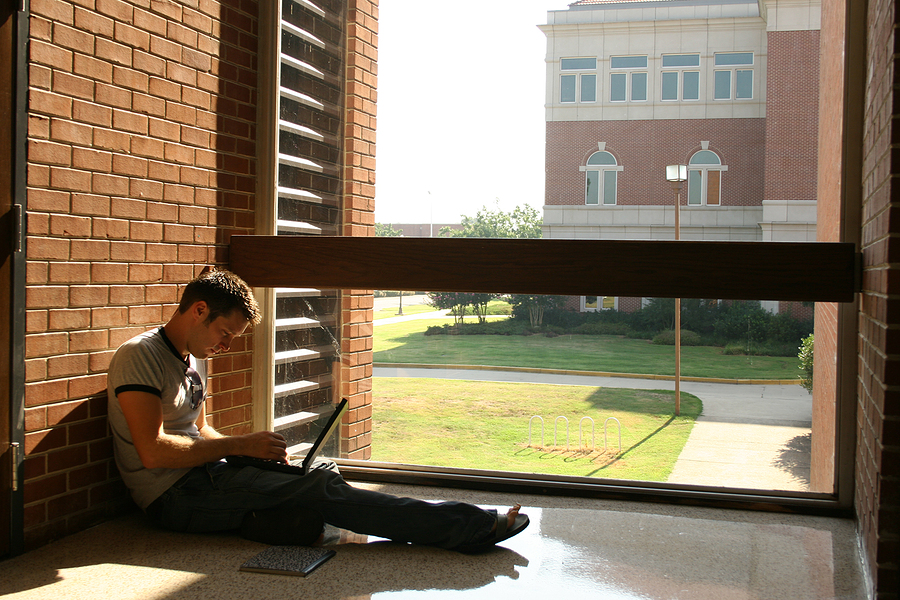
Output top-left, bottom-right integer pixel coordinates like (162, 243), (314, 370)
(560, 57), (598, 104)
(580, 150), (623, 205)
(687, 150), (728, 206)
(661, 53), (701, 102)
(244, 4), (865, 517)
(713, 52), (754, 100)
(609, 55), (649, 103)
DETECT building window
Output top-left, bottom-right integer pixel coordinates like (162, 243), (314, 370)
(713, 52), (754, 100)
(687, 150), (727, 206)
(560, 57), (597, 103)
(581, 150), (622, 205)
(610, 55), (648, 102)
(661, 54), (700, 101)
(583, 296), (616, 311)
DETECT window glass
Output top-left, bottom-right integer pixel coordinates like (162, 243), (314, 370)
(585, 170), (599, 204)
(611, 55), (648, 69)
(587, 151), (617, 166)
(714, 70), (731, 99)
(631, 72), (647, 101)
(562, 57), (597, 70)
(688, 170), (702, 205)
(690, 150), (720, 165)
(561, 74), (576, 103)
(603, 170), (617, 205)
(662, 54), (700, 67)
(715, 52), (754, 66)
(662, 71), (678, 100)
(736, 70), (753, 99)
(581, 74), (597, 102)
(683, 71), (700, 100)
(610, 73), (626, 102)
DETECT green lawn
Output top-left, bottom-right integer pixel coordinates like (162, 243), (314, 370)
(371, 378), (702, 481)
(374, 318), (801, 380)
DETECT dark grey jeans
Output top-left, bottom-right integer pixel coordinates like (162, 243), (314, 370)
(146, 460), (496, 549)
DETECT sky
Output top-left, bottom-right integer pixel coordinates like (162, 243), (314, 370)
(374, 1), (571, 225)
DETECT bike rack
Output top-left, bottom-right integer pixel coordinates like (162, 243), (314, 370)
(554, 416), (570, 450)
(528, 415), (544, 448)
(579, 416), (595, 450)
(604, 417), (622, 452)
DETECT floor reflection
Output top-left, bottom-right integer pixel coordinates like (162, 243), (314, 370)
(0, 484), (866, 600)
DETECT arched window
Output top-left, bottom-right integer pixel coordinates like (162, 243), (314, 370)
(581, 150), (622, 205)
(687, 150), (728, 206)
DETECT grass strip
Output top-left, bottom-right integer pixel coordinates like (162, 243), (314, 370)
(374, 318), (802, 381)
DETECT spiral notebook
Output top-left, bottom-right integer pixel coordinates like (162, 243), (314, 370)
(239, 545), (336, 577)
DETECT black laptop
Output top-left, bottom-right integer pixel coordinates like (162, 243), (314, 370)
(226, 398), (349, 476)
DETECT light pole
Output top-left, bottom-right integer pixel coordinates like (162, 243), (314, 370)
(666, 164), (687, 416)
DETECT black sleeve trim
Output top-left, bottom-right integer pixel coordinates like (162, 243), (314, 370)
(115, 384), (162, 397)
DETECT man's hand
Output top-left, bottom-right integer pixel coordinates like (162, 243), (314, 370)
(234, 430), (288, 462)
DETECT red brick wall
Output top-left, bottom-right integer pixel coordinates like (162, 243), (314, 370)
(23, 0), (260, 549)
(763, 29), (820, 202)
(857, 0), (900, 595)
(340, 0), (377, 460)
(545, 119), (766, 207)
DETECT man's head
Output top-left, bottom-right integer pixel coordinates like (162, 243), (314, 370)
(178, 269), (261, 326)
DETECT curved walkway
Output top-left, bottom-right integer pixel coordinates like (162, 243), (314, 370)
(373, 365), (812, 492)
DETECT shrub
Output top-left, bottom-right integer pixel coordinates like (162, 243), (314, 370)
(798, 334), (814, 392)
(652, 329), (702, 346)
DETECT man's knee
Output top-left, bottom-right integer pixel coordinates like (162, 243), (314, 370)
(240, 507), (324, 546)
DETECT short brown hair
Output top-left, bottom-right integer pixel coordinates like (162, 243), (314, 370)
(178, 269), (261, 325)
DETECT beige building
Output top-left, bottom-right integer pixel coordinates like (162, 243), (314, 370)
(540, 0), (820, 250)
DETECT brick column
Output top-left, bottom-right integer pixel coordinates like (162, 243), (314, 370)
(340, 0), (377, 459)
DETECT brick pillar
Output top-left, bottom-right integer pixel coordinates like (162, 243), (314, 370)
(340, 0), (377, 460)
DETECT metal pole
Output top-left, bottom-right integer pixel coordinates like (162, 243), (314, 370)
(674, 184), (682, 416)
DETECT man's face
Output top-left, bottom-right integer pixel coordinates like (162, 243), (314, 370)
(188, 307), (251, 359)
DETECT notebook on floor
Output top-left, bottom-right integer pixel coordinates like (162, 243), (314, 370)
(239, 545), (336, 577)
(226, 398), (349, 476)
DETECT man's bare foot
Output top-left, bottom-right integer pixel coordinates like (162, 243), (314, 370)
(491, 504), (522, 533)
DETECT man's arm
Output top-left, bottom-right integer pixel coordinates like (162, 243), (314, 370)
(118, 390), (288, 469)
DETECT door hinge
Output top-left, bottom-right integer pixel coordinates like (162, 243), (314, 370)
(9, 442), (19, 492)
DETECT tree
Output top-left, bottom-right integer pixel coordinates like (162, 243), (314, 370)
(375, 223), (403, 237)
(510, 295), (565, 328)
(427, 292), (497, 325)
(440, 203), (542, 239)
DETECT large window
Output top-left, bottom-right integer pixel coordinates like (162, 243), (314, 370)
(661, 54), (700, 101)
(245, 2), (857, 514)
(560, 57), (597, 103)
(687, 149), (727, 206)
(714, 52), (754, 100)
(610, 55), (648, 102)
(581, 150), (621, 205)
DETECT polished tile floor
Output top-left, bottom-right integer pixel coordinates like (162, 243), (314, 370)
(0, 483), (868, 600)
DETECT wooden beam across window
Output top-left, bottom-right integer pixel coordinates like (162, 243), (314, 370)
(229, 236), (858, 303)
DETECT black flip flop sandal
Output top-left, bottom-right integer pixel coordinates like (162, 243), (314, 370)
(456, 511), (530, 554)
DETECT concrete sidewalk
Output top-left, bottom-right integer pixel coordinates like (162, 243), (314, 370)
(373, 366), (812, 492)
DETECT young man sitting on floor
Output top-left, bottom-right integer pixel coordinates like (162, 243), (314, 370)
(107, 268), (528, 551)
